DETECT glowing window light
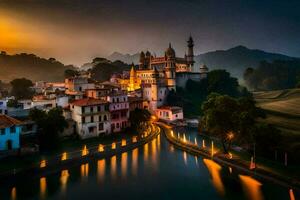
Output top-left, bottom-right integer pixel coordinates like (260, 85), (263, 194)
(211, 141), (214, 157)
(202, 140), (206, 148)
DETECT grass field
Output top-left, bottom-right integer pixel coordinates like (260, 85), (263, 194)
(254, 88), (300, 136)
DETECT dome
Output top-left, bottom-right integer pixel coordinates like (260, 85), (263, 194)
(165, 43), (176, 58)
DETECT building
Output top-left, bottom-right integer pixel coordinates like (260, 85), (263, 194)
(65, 76), (95, 95)
(70, 98), (111, 139)
(0, 115), (22, 151)
(0, 99), (8, 115)
(128, 96), (144, 111)
(110, 36), (208, 113)
(107, 91), (129, 133)
(155, 106), (184, 122)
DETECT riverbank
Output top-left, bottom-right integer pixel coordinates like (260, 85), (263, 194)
(0, 123), (161, 183)
(158, 122), (300, 192)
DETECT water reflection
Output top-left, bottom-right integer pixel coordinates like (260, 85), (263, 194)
(203, 159), (225, 196)
(183, 151), (188, 166)
(290, 189), (295, 200)
(121, 152), (128, 178)
(11, 187), (16, 200)
(239, 175), (263, 200)
(60, 170), (69, 193)
(97, 159), (105, 183)
(131, 148), (138, 176)
(81, 163), (89, 179)
(144, 143), (149, 162)
(40, 177), (47, 199)
(110, 155), (117, 180)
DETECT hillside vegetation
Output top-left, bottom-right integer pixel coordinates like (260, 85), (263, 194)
(254, 89), (300, 136)
(0, 52), (75, 82)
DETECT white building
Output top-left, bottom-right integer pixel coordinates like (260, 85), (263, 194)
(70, 98), (111, 139)
(155, 106), (184, 122)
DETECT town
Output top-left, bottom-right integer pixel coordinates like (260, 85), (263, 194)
(0, 1), (300, 200)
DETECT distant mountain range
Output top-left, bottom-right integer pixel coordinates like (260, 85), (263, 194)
(107, 45), (299, 78)
(0, 52), (75, 82)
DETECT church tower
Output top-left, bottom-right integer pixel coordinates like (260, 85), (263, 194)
(186, 36), (195, 72)
(165, 43), (176, 91)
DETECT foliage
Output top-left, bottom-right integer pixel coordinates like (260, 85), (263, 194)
(29, 107), (68, 151)
(167, 70), (251, 117)
(64, 69), (79, 78)
(6, 99), (19, 108)
(10, 78), (34, 100)
(89, 59), (131, 82)
(129, 108), (151, 130)
(201, 93), (266, 153)
(252, 123), (282, 157)
(244, 60), (300, 91)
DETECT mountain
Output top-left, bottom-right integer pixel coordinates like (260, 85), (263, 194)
(195, 45), (298, 78)
(107, 46), (298, 78)
(0, 52), (76, 82)
(107, 52), (140, 65)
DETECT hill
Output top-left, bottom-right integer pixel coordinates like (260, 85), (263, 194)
(107, 46), (298, 78)
(89, 59), (132, 82)
(254, 89), (300, 136)
(0, 52), (75, 82)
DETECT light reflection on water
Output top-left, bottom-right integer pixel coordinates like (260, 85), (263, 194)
(239, 175), (264, 200)
(3, 127), (296, 200)
(203, 158), (225, 197)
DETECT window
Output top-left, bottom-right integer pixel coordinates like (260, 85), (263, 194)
(104, 115), (107, 121)
(82, 107), (85, 114)
(116, 123), (119, 128)
(10, 126), (16, 133)
(88, 127), (94, 133)
(97, 106), (101, 112)
(91, 116), (94, 123)
(0, 128), (5, 135)
(99, 123), (104, 131)
(99, 115), (102, 122)
(90, 107), (93, 113)
(82, 117), (85, 123)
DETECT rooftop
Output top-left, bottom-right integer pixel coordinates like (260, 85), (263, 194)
(70, 98), (108, 107)
(157, 106), (183, 112)
(0, 115), (22, 129)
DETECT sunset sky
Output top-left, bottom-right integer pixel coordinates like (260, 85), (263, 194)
(0, 0), (299, 66)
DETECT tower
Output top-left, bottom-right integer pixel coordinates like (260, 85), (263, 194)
(186, 35), (195, 72)
(165, 43), (176, 91)
(139, 51), (145, 69)
(128, 66), (136, 91)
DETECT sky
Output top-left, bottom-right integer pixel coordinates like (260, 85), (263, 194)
(0, 0), (300, 66)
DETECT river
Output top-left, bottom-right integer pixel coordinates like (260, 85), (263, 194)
(0, 127), (296, 200)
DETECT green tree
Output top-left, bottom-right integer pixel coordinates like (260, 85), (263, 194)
(10, 78), (34, 100)
(201, 93), (265, 153)
(64, 69), (79, 78)
(29, 107), (68, 151)
(7, 99), (19, 108)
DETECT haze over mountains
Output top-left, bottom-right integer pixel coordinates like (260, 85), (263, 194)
(108, 45), (298, 78)
(0, 46), (298, 82)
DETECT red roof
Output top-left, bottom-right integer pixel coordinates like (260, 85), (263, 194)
(0, 115), (22, 129)
(70, 98), (108, 107)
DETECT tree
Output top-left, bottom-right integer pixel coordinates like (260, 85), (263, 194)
(201, 93), (265, 153)
(64, 69), (79, 78)
(7, 99), (19, 108)
(10, 78), (34, 100)
(129, 108), (151, 130)
(29, 107), (68, 151)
